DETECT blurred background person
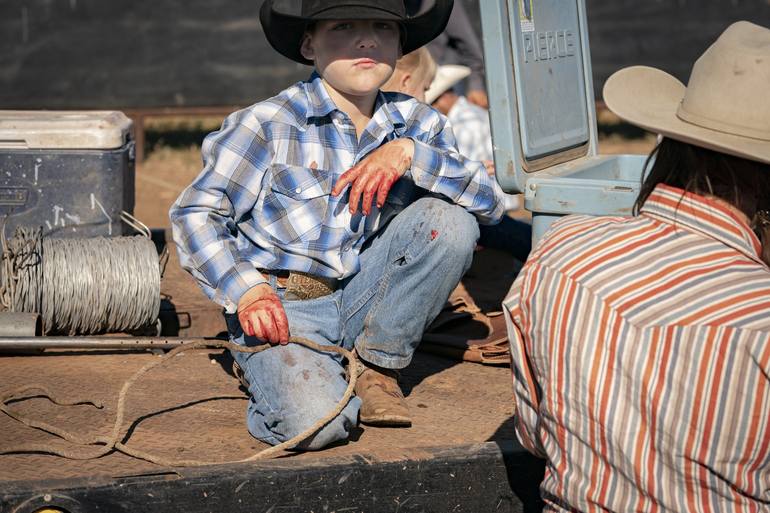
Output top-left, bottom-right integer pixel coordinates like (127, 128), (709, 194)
(405, 0), (488, 108)
(381, 47), (437, 103)
(427, 64), (530, 261)
(426, 64), (491, 162)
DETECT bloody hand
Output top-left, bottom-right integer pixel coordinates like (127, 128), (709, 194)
(331, 138), (415, 216)
(237, 283), (290, 345)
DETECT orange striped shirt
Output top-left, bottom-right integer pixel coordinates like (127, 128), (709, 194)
(504, 184), (770, 512)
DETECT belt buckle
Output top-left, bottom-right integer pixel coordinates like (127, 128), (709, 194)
(285, 271), (337, 300)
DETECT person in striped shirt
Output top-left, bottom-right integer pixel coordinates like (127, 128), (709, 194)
(504, 22), (770, 511)
(170, 0), (506, 450)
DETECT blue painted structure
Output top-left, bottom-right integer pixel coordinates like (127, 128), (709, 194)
(480, 0), (648, 243)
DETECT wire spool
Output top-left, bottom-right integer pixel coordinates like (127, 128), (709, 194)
(0, 227), (161, 335)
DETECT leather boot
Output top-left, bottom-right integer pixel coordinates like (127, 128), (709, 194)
(355, 360), (412, 427)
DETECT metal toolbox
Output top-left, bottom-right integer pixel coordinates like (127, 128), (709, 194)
(480, 0), (647, 243)
(0, 110), (135, 238)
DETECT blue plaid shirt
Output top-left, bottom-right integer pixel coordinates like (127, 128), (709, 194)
(170, 73), (505, 311)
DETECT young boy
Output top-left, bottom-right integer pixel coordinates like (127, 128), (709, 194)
(381, 47), (437, 103)
(170, 0), (505, 450)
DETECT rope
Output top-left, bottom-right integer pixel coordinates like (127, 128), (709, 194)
(0, 337), (359, 467)
(0, 227), (160, 335)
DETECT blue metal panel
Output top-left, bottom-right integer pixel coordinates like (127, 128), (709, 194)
(480, 0), (648, 247)
(531, 213), (564, 244)
(508, 0), (590, 160)
(480, 0), (525, 193)
(481, 0), (601, 194)
(525, 155), (646, 215)
(524, 155), (647, 243)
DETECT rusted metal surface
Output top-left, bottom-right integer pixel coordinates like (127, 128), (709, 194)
(0, 232), (522, 484)
(0, 336), (221, 351)
(0, 349), (516, 482)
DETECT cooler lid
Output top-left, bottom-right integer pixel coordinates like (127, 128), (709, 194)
(481, 0), (598, 193)
(0, 111), (132, 150)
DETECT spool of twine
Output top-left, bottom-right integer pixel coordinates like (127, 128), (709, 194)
(0, 227), (160, 335)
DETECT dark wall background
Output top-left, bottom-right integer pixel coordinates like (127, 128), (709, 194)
(1, 0), (769, 109)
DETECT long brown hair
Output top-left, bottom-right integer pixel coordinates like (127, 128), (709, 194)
(634, 137), (770, 220)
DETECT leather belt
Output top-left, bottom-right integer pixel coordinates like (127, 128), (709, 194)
(259, 269), (337, 300)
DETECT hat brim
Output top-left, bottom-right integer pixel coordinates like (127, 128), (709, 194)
(425, 65), (471, 104)
(603, 66), (770, 165)
(260, 0), (453, 66)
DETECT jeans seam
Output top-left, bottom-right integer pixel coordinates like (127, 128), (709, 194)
(341, 242), (406, 338)
(242, 358), (279, 415)
(341, 280), (379, 320)
(353, 263), (395, 356)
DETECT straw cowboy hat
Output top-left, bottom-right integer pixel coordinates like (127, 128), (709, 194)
(603, 21), (770, 165)
(260, 0), (454, 66)
(425, 64), (471, 104)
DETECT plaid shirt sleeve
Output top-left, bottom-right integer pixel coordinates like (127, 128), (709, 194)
(408, 109), (505, 225)
(169, 110), (269, 310)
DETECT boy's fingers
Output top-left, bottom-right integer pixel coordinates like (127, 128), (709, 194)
(348, 169), (370, 215)
(254, 319), (264, 340)
(361, 174), (383, 216)
(240, 315), (254, 337)
(332, 166), (360, 196)
(237, 300), (287, 345)
(238, 308), (255, 337)
(264, 311), (281, 345)
(376, 172), (398, 207)
(272, 306), (291, 345)
(256, 311), (276, 344)
(247, 314), (262, 339)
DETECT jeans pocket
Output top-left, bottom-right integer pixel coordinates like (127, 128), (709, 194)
(258, 164), (333, 243)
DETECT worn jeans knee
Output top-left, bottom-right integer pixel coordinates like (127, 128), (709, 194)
(237, 343), (359, 450)
(225, 295), (360, 451)
(418, 198), (479, 263)
(342, 197), (480, 369)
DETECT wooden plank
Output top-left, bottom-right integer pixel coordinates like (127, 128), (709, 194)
(0, 441), (545, 513)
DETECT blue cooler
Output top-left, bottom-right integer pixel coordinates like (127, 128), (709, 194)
(480, 0), (647, 243)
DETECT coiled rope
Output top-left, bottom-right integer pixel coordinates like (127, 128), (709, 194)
(0, 227), (160, 335)
(0, 337), (359, 466)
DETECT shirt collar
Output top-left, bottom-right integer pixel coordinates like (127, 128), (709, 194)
(304, 72), (339, 122)
(640, 183), (763, 264)
(373, 91), (407, 133)
(302, 73), (406, 135)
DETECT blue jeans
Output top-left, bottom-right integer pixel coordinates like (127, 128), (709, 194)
(225, 197), (479, 450)
(479, 216), (532, 262)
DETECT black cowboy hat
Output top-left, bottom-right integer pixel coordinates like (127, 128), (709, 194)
(259, 0), (454, 65)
